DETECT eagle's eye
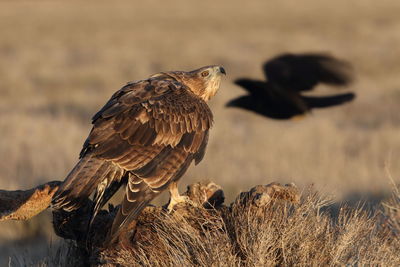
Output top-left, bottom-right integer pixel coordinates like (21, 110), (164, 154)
(201, 71), (209, 77)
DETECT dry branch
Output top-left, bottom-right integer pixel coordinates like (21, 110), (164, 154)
(0, 181), (60, 221)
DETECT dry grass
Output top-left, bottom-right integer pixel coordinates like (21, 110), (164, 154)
(27, 185), (399, 267)
(1, 0), (400, 264)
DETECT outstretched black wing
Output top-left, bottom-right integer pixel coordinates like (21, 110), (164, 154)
(263, 53), (353, 91)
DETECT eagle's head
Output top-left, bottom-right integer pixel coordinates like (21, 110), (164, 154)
(185, 65), (226, 101)
(154, 65), (226, 101)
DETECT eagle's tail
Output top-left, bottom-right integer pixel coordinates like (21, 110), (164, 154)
(52, 154), (115, 212)
(104, 174), (159, 246)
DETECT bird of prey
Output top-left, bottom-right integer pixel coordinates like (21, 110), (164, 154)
(227, 53), (355, 119)
(52, 65), (226, 244)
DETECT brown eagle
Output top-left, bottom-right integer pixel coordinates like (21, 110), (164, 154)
(52, 65), (226, 244)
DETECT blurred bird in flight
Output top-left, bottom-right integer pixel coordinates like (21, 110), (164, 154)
(227, 53), (355, 119)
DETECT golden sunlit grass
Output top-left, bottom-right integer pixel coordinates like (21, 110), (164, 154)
(0, 0), (400, 265)
(24, 185), (400, 267)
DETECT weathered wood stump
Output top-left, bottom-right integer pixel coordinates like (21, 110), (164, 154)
(0, 181), (60, 221)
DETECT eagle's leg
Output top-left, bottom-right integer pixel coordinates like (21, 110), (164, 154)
(167, 181), (193, 212)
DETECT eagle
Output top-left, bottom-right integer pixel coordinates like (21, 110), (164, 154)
(52, 65), (226, 244)
(227, 53), (355, 120)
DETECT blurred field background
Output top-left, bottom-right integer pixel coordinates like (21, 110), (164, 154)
(0, 0), (400, 264)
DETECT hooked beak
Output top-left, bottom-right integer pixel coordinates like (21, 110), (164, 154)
(219, 66), (226, 75)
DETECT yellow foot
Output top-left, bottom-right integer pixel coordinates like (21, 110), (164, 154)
(167, 195), (195, 213)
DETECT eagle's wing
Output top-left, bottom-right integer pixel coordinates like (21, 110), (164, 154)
(53, 76), (212, 242)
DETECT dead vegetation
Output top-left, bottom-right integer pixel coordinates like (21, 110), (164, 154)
(1, 181), (399, 266)
(93, 183), (400, 267)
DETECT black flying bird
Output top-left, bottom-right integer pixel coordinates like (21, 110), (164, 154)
(227, 53), (355, 120)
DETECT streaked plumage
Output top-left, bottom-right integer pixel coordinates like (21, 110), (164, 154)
(52, 65), (225, 244)
(227, 53), (355, 119)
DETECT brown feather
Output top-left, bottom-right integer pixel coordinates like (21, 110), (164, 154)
(116, 145), (164, 170)
(76, 161), (112, 197)
(88, 119), (115, 144)
(133, 146), (173, 177)
(185, 115), (192, 132)
(128, 123), (149, 145)
(154, 119), (163, 133)
(101, 102), (124, 118)
(120, 121), (141, 140)
(107, 174), (159, 244)
(139, 126), (157, 146)
(194, 131), (209, 164)
(53, 155), (116, 211)
(113, 112), (132, 133)
(179, 133), (195, 151)
(141, 149), (188, 189)
(169, 122), (177, 135)
(161, 120), (170, 134)
(190, 132), (205, 152)
(94, 135), (129, 158)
